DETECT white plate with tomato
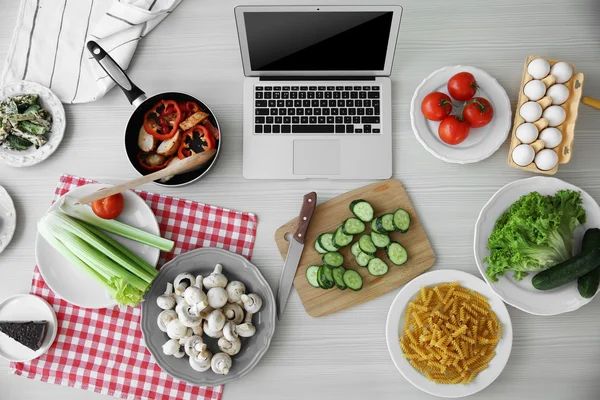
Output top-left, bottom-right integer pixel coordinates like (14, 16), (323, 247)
(35, 185), (161, 309)
(410, 66), (512, 164)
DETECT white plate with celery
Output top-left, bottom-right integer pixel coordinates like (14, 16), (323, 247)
(35, 184), (174, 309)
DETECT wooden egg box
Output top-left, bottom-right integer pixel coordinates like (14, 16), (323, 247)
(507, 56), (584, 174)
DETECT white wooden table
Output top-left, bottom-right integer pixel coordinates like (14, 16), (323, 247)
(1, 0), (600, 399)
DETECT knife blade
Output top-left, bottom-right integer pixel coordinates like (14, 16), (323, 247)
(276, 191), (317, 319)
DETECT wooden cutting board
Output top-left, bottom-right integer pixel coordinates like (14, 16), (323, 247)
(275, 179), (435, 318)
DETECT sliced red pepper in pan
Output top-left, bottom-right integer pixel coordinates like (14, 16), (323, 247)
(136, 152), (172, 171)
(177, 125), (215, 159)
(143, 100), (183, 141)
(202, 119), (220, 140)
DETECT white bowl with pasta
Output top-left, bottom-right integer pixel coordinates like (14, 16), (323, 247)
(385, 269), (513, 398)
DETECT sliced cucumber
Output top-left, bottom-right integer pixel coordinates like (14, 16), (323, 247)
(387, 242), (408, 266)
(350, 200), (374, 222)
(375, 217), (386, 233)
(358, 234), (377, 255)
(323, 251), (344, 267)
(306, 266), (320, 288)
(317, 266), (334, 289)
(343, 269), (363, 291)
(343, 217), (366, 235)
(314, 239), (328, 254)
(371, 231), (391, 248)
(351, 242), (362, 257)
(356, 251), (373, 267)
(367, 258), (389, 276)
(381, 213), (396, 232)
(393, 209), (411, 233)
(318, 233), (339, 252)
(332, 267), (347, 290)
(334, 225), (353, 248)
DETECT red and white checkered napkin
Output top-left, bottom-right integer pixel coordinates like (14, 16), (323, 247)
(10, 174), (259, 400)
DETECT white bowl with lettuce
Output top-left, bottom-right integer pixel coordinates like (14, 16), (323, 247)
(474, 176), (600, 315)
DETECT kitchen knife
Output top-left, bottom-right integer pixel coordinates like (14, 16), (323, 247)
(276, 192), (317, 319)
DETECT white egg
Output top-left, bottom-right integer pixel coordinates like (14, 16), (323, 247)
(535, 149), (559, 171)
(523, 80), (546, 101)
(527, 58), (550, 79)
(515, 123), (539, 144)
(512, 144), (535, 166)
(542, 105), (566, 127)
(546, 84), (570, 105)
(519, 101), (542, 122)
(539, 127), (563, 148)
(550, 62), (573, 83)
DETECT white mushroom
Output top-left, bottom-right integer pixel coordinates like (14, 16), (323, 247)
(218, 336), (241, 356)
(207, 287), (228, 309)
(207, 309), (226, 332)
(173, 350), (186, 358)
(176, 300), (203, 328)
(191, 323), (204, 336)
(157, 282), (176, 310)
(222, 321), (238, 342)
(203, 264), (228, 289)
(174, 294), (185, 305)
(199, 306), (214, 320)
(157, 309), (178, 332)
(226, 281), (246, 303)
(236, 312), (256, 338)
(189, 346), (212, 372)
(222, 303), (244, 325)
(211, 352), (232, 375)
(162, 338), (181, 356)
(240, 293), (262, 313)
(174, 273), (195, 296)
(183, 335), (205, 357)
(166, 319), (189, 340)
(184, 276), (209, 310)
(203, 320), (224, 338)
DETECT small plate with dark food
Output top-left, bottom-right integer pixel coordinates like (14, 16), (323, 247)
(0, 81), (65, 167)
(0, 294), (58, 362)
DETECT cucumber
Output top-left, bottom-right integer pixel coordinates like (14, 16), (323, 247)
(334, 225), (353, 248)
(371, 231), (391, 248)
(393, 209), (411, 232)
(532, 247), (600, 291)
(323, 251), (344, 267)
(381, 213), (396, 232)
(350, 200), (374, 222)
(375, 217), (386, 233)
(332, 267), (347, 290)
(317, 266), (334, 289)
(343, 217), (366, 235)
(343, 269), (363, 291)
(314, 239), (328, 254)
(578, 228), (600, 298)
(371, 218), (383, 234)
(318, 233), (339, 252)
(306, 265), (320, 288)
(358, 234), (377, 255)
(387, 242), (408, 266)
(355, 250), (373, 267)
(351, 242), (362, 257)
(367, 258), (389, 276)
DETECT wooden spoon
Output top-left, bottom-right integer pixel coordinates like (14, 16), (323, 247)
(74, 149), (217, 204)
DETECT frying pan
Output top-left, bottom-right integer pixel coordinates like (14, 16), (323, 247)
(86, 41), (221, 187)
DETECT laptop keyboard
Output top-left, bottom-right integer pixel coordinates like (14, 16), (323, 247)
(254, 85), (382, 135)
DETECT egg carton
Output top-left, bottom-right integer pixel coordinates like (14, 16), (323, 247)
(508, 56), (584, 174)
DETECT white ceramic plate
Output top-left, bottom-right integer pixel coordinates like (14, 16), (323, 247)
(410, 66), (512, 164)
(0, 294), (58, 362)
(0, 81), (66, 167)
(386, 270), (513, 398)
(0, 185), (16, 254)
(474, 176), (600, 315)
(35, 184), (160, 309)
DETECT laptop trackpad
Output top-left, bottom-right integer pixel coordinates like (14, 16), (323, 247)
(293, 140), (341, 176)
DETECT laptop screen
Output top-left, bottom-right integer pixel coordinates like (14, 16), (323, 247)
(243, 11), (394, 71)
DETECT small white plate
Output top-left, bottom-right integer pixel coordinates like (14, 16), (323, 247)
(386, 270), (513, 398)
(0, 185), (16, 254)
(474, 176), (600, 315)
(0, 81), (66, 167)
(0, 294), (58, 362)
(410, 66), (512, 164)
(35, 184), (160, 309)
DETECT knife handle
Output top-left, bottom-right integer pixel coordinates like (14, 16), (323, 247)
(293, 192), (317, 244)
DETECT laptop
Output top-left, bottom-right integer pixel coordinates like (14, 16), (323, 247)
(235, 5), (403, 179)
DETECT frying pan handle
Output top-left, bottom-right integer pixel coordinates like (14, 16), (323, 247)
(86, 41), (146, 106)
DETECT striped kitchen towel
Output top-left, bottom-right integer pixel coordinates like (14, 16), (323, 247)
(1, 0), (183, 104)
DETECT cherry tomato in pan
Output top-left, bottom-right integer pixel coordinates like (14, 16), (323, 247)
(421, 92), (453, 121)
(448, 72), (478, 101)
(92, 193), (124, 220)
(438, 115), (470, 145)
(462, 97), (494, 128)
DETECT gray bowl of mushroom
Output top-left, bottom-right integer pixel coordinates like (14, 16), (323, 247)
(140, 247), (276, 386)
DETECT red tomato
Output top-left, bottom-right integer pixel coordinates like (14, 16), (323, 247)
(447, 72), (478, 101)
(462, 97), (494, 128)
(92, 193), (125, 220)
(438, 115), (470, 145)
(421, 92), (453, 121)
